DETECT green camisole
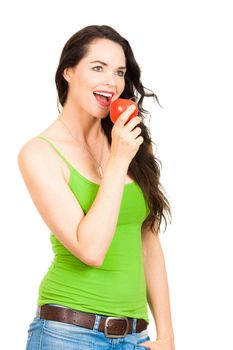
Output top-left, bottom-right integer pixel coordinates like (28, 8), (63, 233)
(36, 136), (150, 323)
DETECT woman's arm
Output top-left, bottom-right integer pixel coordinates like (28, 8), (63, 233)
(17, 139), (128, 267)
(141, 226), (175, 342)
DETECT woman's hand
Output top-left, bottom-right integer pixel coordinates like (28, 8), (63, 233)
(140, 336), (175, 350)
(110, 105), (143, 165)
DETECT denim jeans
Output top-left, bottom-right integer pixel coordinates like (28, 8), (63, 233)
(25, 304), (150, 349)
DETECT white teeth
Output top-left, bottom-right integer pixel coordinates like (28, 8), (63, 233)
(94, 92), (112, 97)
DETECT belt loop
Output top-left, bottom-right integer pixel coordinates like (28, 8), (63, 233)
(93, 314), (101, 331)
(132, 318), (137, 333)
(36, 306), (41, 317)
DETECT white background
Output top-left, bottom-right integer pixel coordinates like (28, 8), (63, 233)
(1, 0), (232, 349)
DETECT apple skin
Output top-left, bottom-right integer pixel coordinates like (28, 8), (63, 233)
(110, 98), (138, 124)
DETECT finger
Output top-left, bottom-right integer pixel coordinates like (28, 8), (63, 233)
(131, 126), (142, 139)
(124, 116), (142, 132)
(136, 135), (144, 145)
(115, 105), (137, 128)
(140, 341), (151, 350)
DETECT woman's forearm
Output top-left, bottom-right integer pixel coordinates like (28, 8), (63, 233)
(77, 156), (129, 266)
(142, 230), (175, 340)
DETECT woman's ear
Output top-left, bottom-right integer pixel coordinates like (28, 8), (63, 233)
(63, 67), (73, 83)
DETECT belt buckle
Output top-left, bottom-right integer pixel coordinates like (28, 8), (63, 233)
(104, 316), (129, 338)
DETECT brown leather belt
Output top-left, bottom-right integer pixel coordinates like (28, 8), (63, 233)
(39, 305), (148, 338)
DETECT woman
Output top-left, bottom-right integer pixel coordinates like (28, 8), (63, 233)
(18, 25), (175, 350)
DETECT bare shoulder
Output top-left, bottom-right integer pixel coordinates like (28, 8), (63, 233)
(17, 135), (88, 263)
(17, 135), (63, 179)
(17, 117), (62, 168)
(17, 136), (44, 158)
(18, 132), (55, 157)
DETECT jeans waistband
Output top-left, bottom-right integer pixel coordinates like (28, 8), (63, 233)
(36, 304), (143, 334)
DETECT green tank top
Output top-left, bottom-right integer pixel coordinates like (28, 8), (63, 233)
(36, 135), (150, 323)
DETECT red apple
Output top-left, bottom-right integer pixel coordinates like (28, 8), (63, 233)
(110, 98), (138, 124)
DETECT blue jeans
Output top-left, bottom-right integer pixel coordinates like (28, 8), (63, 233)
(25, 305), (151, 349)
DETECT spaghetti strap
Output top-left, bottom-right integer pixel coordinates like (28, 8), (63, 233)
(36, 135), (73, 170)
(36, 135), (135, 187)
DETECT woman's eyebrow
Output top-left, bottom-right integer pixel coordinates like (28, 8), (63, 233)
(89, 60), (126, 70)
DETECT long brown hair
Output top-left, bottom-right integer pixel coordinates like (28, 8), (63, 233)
(55, 25), (171, 235)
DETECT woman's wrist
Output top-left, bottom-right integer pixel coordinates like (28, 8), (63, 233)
(156, 333), (175, 342)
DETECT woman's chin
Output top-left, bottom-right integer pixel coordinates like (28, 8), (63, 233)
(91, 110), (110, 120)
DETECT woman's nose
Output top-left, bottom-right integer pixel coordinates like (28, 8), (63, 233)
(103, 73), (117, 87)
(104, 82), (113, 87)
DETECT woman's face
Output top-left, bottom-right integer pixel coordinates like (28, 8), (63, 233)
(63, 38), (127, 118)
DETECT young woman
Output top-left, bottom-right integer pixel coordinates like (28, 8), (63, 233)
(18, 25), (175, 350)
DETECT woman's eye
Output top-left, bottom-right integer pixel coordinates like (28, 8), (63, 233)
(92, 66), (125, 77)
(116, 70), (125, 77)
(92, 66), (103, 72)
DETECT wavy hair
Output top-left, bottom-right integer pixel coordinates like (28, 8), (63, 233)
(55, 25), (171, 235)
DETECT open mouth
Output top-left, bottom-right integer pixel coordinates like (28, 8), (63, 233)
(93, 91), (114, 107)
